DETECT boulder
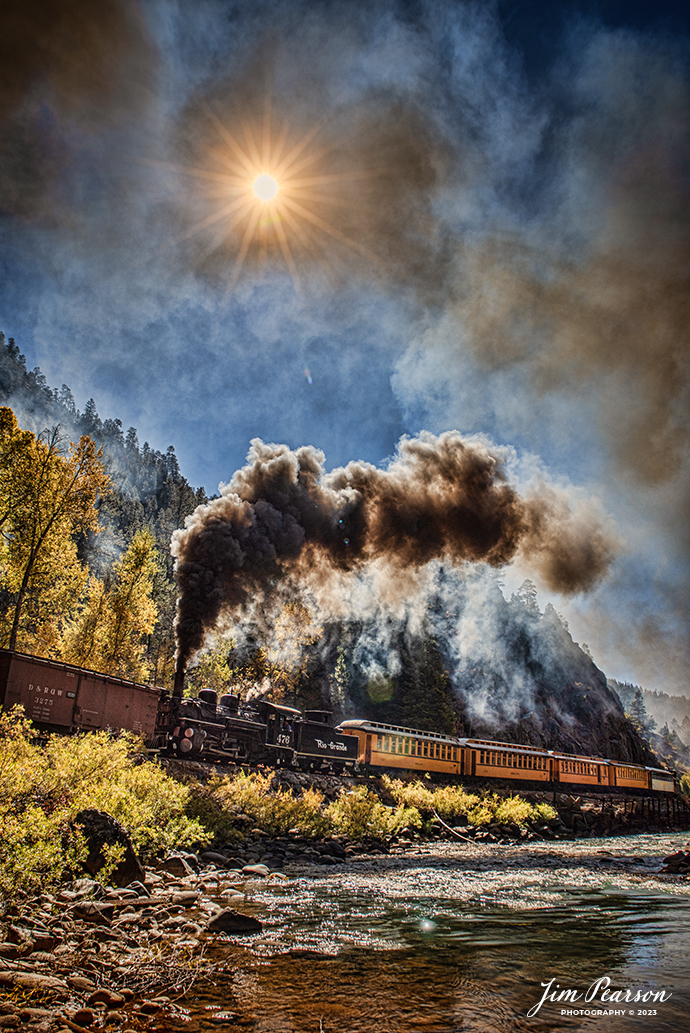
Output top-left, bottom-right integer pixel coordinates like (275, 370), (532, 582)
(159, 855), (194, 877)
(199, 851), (231, 866)
(73, 810), (145, 888)
(242, 864), (270, 877)
(205, 909), (263, 934)
(73, 901), (114, 924)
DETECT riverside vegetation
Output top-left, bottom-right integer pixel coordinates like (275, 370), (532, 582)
(2, 711), (689, 1033)
(1, 707), (560, 901)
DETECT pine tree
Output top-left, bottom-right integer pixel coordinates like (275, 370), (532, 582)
(629, 687), (655, 732)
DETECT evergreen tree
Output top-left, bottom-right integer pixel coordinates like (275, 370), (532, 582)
(629, 687), (655, 732)
(398, 636), (455, 733)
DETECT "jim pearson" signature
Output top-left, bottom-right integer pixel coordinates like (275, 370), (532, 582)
(527, 976), (672, 1017)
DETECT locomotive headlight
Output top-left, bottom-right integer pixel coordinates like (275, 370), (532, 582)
(184, 727), (194, 738)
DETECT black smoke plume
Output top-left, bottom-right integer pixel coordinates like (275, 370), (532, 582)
(172, 432), (618, 673)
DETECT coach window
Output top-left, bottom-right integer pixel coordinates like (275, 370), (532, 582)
(377, 736), (383, 751)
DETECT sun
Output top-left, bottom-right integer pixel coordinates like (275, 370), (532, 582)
(254, 174), (278, 200)
(165, 99), (382, 291)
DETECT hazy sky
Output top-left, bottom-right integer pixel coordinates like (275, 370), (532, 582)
(1, 0), (688, 694)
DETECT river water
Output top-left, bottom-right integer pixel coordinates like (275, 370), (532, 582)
(161, 833), (690, 1033)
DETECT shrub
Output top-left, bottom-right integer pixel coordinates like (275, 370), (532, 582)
(466, 802), (495, 826)
(325, 786), (395, 839)
(382, 777), (480, 820)
(431, 785), (481, 820)
(209, 771), (331, 838)
(494, 796), (535, 826)
(533, 802), (558, 821)
(0, 707), (209, 900)
(382, 776), (436, 813)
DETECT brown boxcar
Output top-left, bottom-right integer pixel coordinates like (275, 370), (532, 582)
(0, 649), (160, 740)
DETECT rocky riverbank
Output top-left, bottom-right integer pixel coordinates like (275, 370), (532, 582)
(2, 827), (690, 1033)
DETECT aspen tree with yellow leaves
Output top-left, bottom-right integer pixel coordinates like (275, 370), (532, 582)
(61, 529), (159, 681)
(0, 408), (109, 653)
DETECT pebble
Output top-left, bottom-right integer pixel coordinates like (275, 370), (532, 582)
(241, 864), (270, 877)
(68, 976), (97, 992)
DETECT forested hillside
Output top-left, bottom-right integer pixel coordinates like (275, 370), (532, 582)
(0, 332), (206, 685)
(609, 679), (690, 774)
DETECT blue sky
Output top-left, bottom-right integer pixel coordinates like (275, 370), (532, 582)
(0, 0), (688, 694)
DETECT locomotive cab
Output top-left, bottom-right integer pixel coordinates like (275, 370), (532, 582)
(255, 701), (301, 763)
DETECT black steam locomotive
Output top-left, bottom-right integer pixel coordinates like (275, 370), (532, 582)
(161, 687), (358, 771)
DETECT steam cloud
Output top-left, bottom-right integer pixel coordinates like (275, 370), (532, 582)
(172, 431), (618, 670)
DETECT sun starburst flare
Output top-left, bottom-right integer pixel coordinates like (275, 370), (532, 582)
(164, 100), (384, 291)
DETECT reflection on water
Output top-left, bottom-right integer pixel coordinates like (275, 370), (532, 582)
(159, 842), (690, 1033)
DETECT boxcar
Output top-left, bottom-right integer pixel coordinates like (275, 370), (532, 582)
(0, 649), (160, 741)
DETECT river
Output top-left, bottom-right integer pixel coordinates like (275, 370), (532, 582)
(158, 832), (690, 1032)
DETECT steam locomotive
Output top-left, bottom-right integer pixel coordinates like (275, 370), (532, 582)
(0, 648), (678, 794)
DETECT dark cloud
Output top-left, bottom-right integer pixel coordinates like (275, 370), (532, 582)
(172, 431), (619, 670)
(0, 0), (155, 220)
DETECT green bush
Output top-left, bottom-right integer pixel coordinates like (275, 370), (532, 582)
(466, 802), (495, 826)
(533, 801), (558, 821)
(494, 796), (535, 826)
(0, 707), (209, 900)
(382, 775), (557, 828)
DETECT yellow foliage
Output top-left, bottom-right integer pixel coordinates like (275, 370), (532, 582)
(61, 529), (159, 680)
(383, 775), (552, 828)
(0, 408), (109, 653)
(494, 796), (535, 826)
(0, 707), (208, 899)
(210, 770), (331, 837)
(325, 785), (421, 839)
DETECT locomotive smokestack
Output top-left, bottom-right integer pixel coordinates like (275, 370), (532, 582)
(173, 658), (186, 698)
